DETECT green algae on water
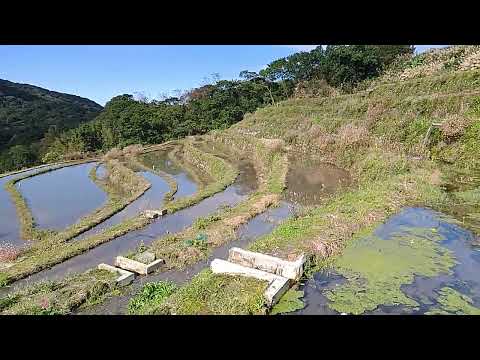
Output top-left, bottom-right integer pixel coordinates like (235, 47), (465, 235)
(325, 227), (457, 315)
(270, 289), (305, 315)
(426, 287), (480, 315)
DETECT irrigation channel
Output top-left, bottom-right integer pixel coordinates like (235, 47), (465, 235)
(80, 201), (295, 314)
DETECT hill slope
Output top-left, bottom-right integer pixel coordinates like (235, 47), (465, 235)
(0, 79), (102, 171)
(0, 79), (102, 149)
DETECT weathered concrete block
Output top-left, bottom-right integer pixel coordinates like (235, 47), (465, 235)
(228, 247), (305, 281)
(265, 277), (290, 306)
(98, 263), (135, 286)
(133, 251), (156, 264)
(144, 209), (168, 219)
(211, 259), (290, 307)
(115, 256), (164, 275)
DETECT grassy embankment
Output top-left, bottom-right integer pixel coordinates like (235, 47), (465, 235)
(147, 68), (480, 315)
(0, 269), (117, 315)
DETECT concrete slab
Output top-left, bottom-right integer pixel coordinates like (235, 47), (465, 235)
(97, 263), (135, 286)
(144, 209), (168, 219)
(115, 256), (164, 275)
(211, 259), (290, 306)
(228, 247), (305, 281)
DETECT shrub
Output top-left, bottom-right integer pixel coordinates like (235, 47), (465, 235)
(122, 144), (143, 157)
(440, 114), (472, 141)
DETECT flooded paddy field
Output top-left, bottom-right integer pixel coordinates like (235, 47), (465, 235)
(16, 162), (107, 231)
(140, 151), (198, 200)
(74, 168), (173, 241)
(292, 207), (480, 315)
(2, 160), (258, 291)
(0, 164), (69, 248)
(284, 160), (351, 207)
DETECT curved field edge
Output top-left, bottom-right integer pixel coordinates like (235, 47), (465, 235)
(148, 69), (480, 315)
(129, 157), (178, 203)
(4, 160), (99, 240)
(4, 159), (151, 243)
(0, 143), (238, 288)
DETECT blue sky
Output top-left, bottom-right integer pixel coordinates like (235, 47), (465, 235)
(0, 45), (447, 106)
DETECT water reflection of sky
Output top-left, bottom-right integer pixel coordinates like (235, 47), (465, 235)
(18, 163), (107, 231)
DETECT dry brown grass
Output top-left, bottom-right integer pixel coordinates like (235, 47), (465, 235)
(260, 138), (285, 152)
(336, 124), (370, 148)
(62, 151), (86, 161)
(366, 101), (388, 127)
(103, 144), (144, 161)
(294, 78), (339, 98)
(103, 147), (123, 161)
(122, 144), (143, 157)
(440, 114), (472, 141)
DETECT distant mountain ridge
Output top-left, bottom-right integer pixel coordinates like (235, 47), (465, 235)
(0, 79), (103, 151)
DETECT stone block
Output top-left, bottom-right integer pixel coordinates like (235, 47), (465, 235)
(115, 256), (164, 275)
(211, 259), (290, 307)
(97, 263), (135, 286)
(228, 247), (305, 281)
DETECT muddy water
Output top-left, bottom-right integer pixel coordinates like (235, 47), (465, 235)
(80, 201), (295, 315)
(3, 161), (259, 293)
(140, 151), (198, 200)
(284, 162), (351, 206)
(293, 207), (480, 315)
(74, 169), (173, 241)
(17, 162), (107, 231)
(0, 164), (64, 248)
(191, 140), (258, 196)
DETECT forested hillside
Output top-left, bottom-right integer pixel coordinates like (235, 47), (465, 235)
(0, 79), (102, 172)
(42, 45), (415, 163)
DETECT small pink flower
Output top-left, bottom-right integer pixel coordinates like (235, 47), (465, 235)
(40, 298), (49, 310)
(0, 243), (21, 262)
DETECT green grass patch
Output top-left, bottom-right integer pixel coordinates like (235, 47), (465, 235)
(128, 281), (177, 315)
(157, 270), (267, 315)
(0, 269), (116, 315)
